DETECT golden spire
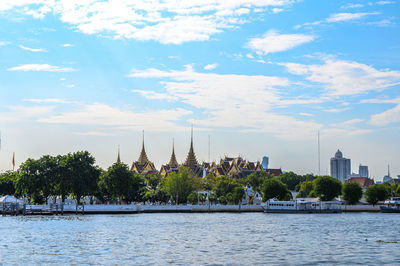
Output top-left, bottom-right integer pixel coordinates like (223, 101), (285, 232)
(137, 130), (149, 165)
(169, 138), (178, 168)
(116, 145), (121, 163)
(184, 124), (198, 169)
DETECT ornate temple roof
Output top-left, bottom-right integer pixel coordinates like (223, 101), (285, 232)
(116, 145), (121, 164)
(184, 125), (199, 170)
(168, 139), (179, 168)
(137, 130), (149, 165)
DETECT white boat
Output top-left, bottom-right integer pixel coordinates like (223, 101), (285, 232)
(380, 197), (400, 213)
(262, 199), (342, 213)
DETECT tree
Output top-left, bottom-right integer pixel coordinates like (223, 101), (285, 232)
(198, 193), (207, 204)
(218, 195), (227, 205)
(163, 166), (196, 204)
(313, 176), (342, 201)
(214, 176), (239, 197)
(63, 151), (101, 204)
(296, 181), (314, 198)
(0, 171), (18, 196)
(365, 184), (389, 205)
(342, 182), (363, 205)
(245, 171), (269, 193)
(201, 174), (217, 191)
(208, 193), (217, 204)
(277, 172), (306, 191)
(187, 193), (198, 204)
(232, 186), (246, 204)
(262, 178), (292, 202)
(17, 158), (47, 204)
(99, 162), (135, 203)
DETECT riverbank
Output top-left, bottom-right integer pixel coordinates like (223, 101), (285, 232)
(8, 203), (381, 215)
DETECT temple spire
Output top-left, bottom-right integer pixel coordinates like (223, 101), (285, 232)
(168, 138), (179, 168)
(116, 145), (121, 163)
(137, 130), (149, 165)
(184, 124), (198, 169)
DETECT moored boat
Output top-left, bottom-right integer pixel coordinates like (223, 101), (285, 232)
(380, 197), (400, 213)
(262, 199), (342, 213)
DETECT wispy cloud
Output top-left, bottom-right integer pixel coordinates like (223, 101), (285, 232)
(281, 58), (400, 97)
(204, 63), (218, 70)
(61, 43), (74, 47)
(128, 66), (322, 140)
(0, 0), (296, 44)
(247, 30), (315, 55)
(376, 1), (394, 5)
(23, 98), (72, 104)
(0, 41), (9, 46)
(7, 64), (77, 72)
(19, 45), (47, 52)
(296, 12), (379, 28)
(363, 98), (400, 126)
(341, 3), (364, 9)
(298, 112), (314, 117)
(324, 107), (351, 113)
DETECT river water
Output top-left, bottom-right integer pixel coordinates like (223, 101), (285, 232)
(0, 212), (399, 265)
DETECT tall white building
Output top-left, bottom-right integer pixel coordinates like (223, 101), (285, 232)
(330, 150), (351, 183)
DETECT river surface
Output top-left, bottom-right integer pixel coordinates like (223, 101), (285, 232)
(0, 212), (399, 265)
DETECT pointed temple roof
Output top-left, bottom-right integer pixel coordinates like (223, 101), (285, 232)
(116, 145), (121, 164)
(137, 130), (149, 165)
(184, 125), (199, 169)
(168, 139), (179, 168)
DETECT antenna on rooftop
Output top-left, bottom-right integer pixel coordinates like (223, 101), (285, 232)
(318, 130), (321, 176)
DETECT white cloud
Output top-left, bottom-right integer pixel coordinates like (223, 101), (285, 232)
(296, 12), (379, 28)
(128, 66), (322, 140)
(376, 1), (394, 5)
(282, 59), (400, 97)
(0, 41), (9, 46)
(324, 107), (351, 113)
(247, 30), (315, 55)
(370, 104), (400, 126)
(19, 45), (47, 52)
(23, 98), (72, 104)
(74, 131), (117, 137)
(0, 0), (296, 44)
(39, 103), (193, 132)
(298, 112), (314, 116)
(204, 63), (218, 70)
(341, 3), (364, 9)
(62, 43), (73, 47)
(0, 105), (55, 123)
(7, 64), (77, 72)
(272, 8), (284, 13)
(341, 118), (364, 126)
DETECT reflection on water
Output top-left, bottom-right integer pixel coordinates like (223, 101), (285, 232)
(1, 213), (399, 265)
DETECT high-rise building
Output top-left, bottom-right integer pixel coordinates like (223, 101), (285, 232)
(359, 164), (368, 178)
(330, 149), (351, 183)
(261, 156), (269, 170)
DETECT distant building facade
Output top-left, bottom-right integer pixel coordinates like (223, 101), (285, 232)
(261, 156), (269, 170)
(358, 165), (368, 178)
(330, 149), (351, 183)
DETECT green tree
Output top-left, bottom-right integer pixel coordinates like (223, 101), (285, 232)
(365, 184), (389, 205)
(245, 171), (269, 193)
(313, 176), (342, 201)
(232, 186), (246, 204)
(218, 195), (227, 205)
(342, 182), (363, 204)
(99, 162), (134, 203)
(262, 178), (292, 201)
(163, 166), (196, 204)
(208, 193), (217, 204)
(198, 193), (207, 204)
(17, 158), (47, 204)
(277, 172), (306, 191)
(187, 192), (198, 204)
(296, 181), (314, 198)
(63, 151), (101, 204)
(201, 174), (217, 191)
(214, 176), (239, 197)
(0, 171), (18, 196)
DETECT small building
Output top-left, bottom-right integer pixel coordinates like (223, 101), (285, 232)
(345, 177), (374, 189)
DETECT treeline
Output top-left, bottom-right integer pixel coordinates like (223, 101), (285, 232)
(0, 151), (398, 205)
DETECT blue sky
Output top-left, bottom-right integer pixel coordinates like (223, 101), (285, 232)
(0, 0), (399, 179)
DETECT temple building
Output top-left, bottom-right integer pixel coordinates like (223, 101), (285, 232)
(116, 145), (121, 164)
(183, 126), (202, 176)
(131, 131), (157, 175)
(159, 140), (179, 177)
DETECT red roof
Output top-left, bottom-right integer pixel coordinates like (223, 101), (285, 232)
(345, 177), (374, 188)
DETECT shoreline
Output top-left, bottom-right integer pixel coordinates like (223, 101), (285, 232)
(2, 204), (383, 215)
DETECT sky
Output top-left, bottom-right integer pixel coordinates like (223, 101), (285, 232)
(0, 0), (399, 180)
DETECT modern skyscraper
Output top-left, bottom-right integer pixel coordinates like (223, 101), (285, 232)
(261, 156), (269, 170)
(359, 164), (368, 178)
(330, 149), (351, 183)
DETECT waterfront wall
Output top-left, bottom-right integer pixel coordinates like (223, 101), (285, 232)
(22, 204), (381, 214)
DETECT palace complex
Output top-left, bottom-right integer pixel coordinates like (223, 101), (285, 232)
(123, 129), (282, 179)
